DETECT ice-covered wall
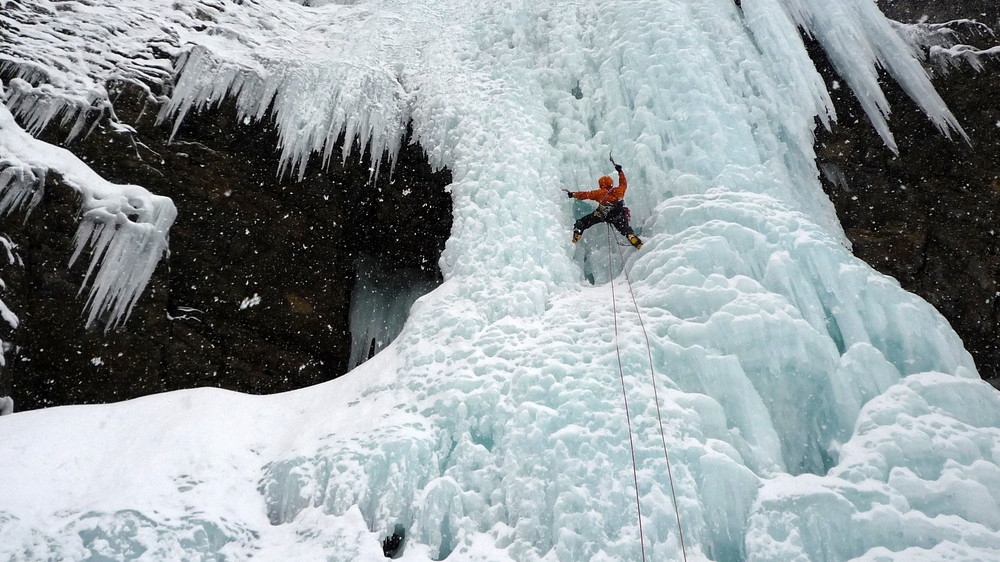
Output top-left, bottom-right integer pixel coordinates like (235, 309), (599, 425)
(1, 0), (999, 561)
(0, 0), (966, 318)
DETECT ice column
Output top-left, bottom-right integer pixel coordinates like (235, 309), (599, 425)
(348, 254), (439, 369)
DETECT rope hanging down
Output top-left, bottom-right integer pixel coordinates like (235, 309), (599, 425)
(607, 224), (647, 562)
(606, 224), (688, 562)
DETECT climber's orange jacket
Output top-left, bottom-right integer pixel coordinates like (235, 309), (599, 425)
(570, 170), (627, 205)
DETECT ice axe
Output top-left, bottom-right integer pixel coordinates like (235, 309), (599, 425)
(610, 152), (622, 172)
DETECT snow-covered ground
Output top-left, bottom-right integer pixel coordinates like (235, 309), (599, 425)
(1, 0), (999, 560)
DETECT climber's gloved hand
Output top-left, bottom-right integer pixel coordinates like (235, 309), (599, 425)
(567, 191), (575, 198)
(614, 164), (623, 173)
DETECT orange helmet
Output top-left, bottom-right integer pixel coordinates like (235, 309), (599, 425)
(598, 175), (613, 189)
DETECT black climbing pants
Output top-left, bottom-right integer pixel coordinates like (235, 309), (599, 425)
(574, 202), (635, 238)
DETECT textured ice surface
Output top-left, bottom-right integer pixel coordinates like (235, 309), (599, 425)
(1, 0), (999, 561)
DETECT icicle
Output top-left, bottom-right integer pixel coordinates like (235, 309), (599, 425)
(348, 254), (440, 369)
(0, 161), (46, 219)
(67, 199), (174, 330)
(740, 0), (836, 131)
(0, 99), (175, 330)
(158, 44), (411, 182)
(0, 234), (19, 368)
(3, 78), (108, 144)
(891, 19), (1000, 73)
(760, 0), (969, 151)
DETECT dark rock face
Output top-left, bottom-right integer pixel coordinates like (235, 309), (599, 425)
(880, 0), (998, 23)
(1, 83), (452, 410)
(815, 1), (1000, 387)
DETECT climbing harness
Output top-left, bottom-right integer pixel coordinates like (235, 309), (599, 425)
(607, 224), (688, 562)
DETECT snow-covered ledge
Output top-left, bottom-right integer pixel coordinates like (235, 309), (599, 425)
(0, 98), (175, 330)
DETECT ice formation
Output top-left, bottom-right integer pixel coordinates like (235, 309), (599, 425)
(349, 254), (440, 369)
(1, 0), (1000, 561)
(0, 233), (20, 367)
(892, 19), (1000, 72)
(0, 101), (175, 329)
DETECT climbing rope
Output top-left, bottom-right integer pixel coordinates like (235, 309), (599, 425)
(607, 224), (689, 562)
(606, 224), (647, 562)
(614, 232), (689, 562)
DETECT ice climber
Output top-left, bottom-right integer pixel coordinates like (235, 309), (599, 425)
(564, 156), (643, 249)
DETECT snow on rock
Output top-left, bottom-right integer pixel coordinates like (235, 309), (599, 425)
(745, 0), (968, 153)
(0, 0), (998, 561)
(890, 18), (1000, 73)
(0, 101), (175, 329)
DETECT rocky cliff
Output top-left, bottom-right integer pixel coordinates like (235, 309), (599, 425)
(817, 0), (1000, 387)
(1, 1), (997, 410)
(0, 82), (452, 409)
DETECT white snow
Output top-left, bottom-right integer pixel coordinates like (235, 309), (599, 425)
(0, 102), (175, 329)
(239, 293), (262, 310)
(891, 18), (1000, 72)
(0, 234), (19, 367)
(1, 0), (998, 561)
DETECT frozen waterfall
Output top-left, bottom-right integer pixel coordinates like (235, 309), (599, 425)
(1, 0), (999, 561)
(349, 254), (440, 369)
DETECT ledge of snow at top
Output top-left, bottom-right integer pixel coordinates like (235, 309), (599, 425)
(0, 88), (175, 330)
